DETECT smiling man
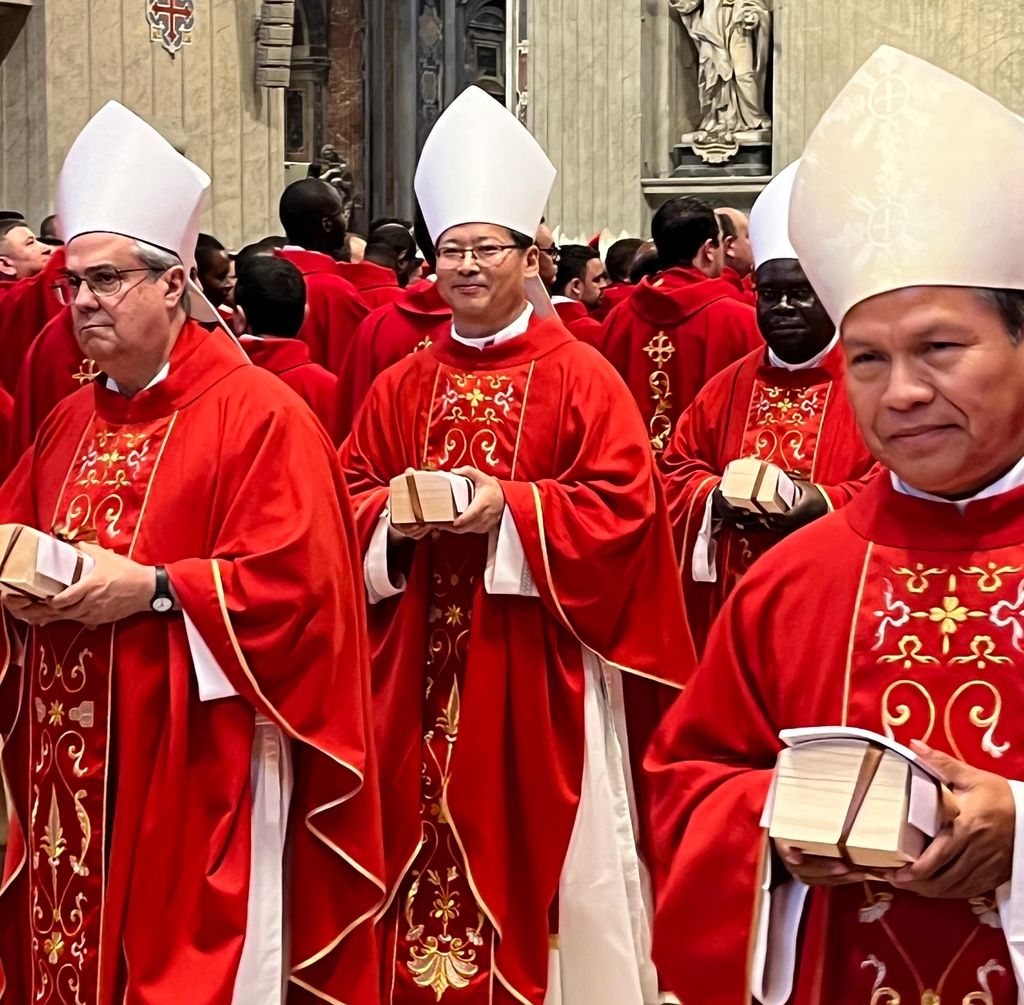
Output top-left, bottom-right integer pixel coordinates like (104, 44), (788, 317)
(341, 85), (693, 1005)
(648, 48), (1024, 1005)
(0, 102), (384, 1005)
(661, 162), (876, 654)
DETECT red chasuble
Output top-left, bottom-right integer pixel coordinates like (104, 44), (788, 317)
(0, 248), (65, 394)
(0, 321), (384, 1005)
(721, 267), (757, 307)
(647, 473), (1024, 1005)
(341, 315), (694, 1005)
(338, 260), (405, 309)
(276, 248), (370, 373)
(5, 310), (92, 479)
(241, 335), (337, 430)
(553, 300), (604, 348)
(592, 281), (634, 324)
(601, 267), (762, 457)
(661, 342), (877, 654)
(333, 281), (452, 442)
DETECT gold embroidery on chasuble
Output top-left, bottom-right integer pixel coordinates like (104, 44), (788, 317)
(27, 413), (174, 1005)
(830, 544), (1024, 1005)
(739, 375), (833, 478)
(643, 331), (675, 455)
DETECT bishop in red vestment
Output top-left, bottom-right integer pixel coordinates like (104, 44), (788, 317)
(277, 178), (372, 372)
(602, 198), (760, 456)
(343, 86), (694, 1005)
(648, 48), (1024, 1005)
(333, 279), (451, 442)
(233, 254), (337, 429)
(662, 163), (876, 654)
(0, 246), (65, 394)
(0, 102), (384, 1005)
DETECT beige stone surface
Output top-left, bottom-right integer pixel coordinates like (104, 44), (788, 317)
(1, 0), (285, 247)
(773, 0), (1024, 170)
(529, 0), (646, 238)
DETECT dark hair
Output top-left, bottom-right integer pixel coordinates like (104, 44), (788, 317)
(370, 217), (413, 234)
(235, 255), (307, 338)
(651, 196), (720, 267)
(0, 220), (26, 244)
(367, 223), (416, 261)
(977, 288), (1024, 346)
(195, 233), (227, 274)
(279, 178), (345, 247)
(605, 238), (643, 283)
(553, 244), (600, 297)
(235, 236), (287, 274)
(630, 248), (661, 285)
(716, 210), (737, 241)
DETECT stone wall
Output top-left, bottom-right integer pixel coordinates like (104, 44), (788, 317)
(528, 0), (645, 239)
(773, 0), (1024, 170)
(0, 0), (286, 248)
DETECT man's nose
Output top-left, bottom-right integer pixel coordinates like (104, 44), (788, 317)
(73, 281), (101, 310)
(881, 356), (933, 411)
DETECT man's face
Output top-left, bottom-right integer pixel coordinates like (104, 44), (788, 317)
(535, 222), (558, 288)
(579, 257), (611, 308)
(65, 232), (185, 373)
(323, 188), (348, 254)
(434, 223), (538, 329)
(0, 226), (52, 280)
(198, 247), (234, 308)
(719, 209), (754, 277)
(755, 259), (834, 364)
(843, 286), (1024, 497)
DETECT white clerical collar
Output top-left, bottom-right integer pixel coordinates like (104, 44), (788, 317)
(891, 453), (1024, 512)
(451, 303), (533, 350)
(768, 331), (840, 371)
(550, 295), (574, 305)
(104, 361), (170, 397)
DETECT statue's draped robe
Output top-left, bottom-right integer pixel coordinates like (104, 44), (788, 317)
(647, 473), (1024, 1005)
(0, 321), (385, 1005)
(661, 343), (876, 654)
(341, 316), (694, 1005)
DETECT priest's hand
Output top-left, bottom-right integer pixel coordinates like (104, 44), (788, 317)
(774, 839), (869, 887)
(767, 481), (830, 535)
(884, 741), (1015, 900)
(45, 543), (165, 628)
(711, 486), (771, 532)
(450, 467), (505, 535)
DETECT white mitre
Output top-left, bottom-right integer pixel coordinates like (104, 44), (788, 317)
(56, 100), (222, 325)
(415, 86), (557, 243)
(790, 46), (1024, 326)
(750, 160), (799, 269)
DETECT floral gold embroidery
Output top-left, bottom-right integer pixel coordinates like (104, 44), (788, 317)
(644, 332), (675, 455)
(891, 563), (947, 594)
(877, 635), (939, 669)
(960, 563), (1024, 593)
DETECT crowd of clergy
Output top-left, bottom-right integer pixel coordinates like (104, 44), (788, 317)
(0, 40), (1021, 1005)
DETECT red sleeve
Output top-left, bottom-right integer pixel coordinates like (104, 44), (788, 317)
(165, 402), (385, 1004)
(645, 576), (785, 1004)
(499, 350), (696, 685)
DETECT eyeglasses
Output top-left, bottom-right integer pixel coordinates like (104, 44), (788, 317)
(537, 245), (561, 263)
(52, 267), (158, 306)
(435, 244), (523, 268)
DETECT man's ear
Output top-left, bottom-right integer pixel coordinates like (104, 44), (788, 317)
(232, 305), (249, 337)
(722, 236), (736, 261)
(523, 245), (540, 281)
(0, 257), (15, 280)
(568, 277), (584, 301)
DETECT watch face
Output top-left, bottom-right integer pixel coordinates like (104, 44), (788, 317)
(152, 596), (173, 614)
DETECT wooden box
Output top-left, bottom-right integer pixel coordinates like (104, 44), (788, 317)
(767, 728), (945, 869)
(0, 524), (94, 600)
(721, 458), (798, 515)
(389, 471), (475, 527)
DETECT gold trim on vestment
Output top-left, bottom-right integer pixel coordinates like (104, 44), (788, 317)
(842, 543), (874, 725)
(509, 361), (536, 482)
(423, 365), (444, 469)
(529, 482), (684, 689)
(127, 411), (178, 559)
(808, 382), (834, 484)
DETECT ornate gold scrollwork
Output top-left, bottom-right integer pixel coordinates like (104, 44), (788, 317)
(944, 680), (1009, 761)
(881, 679), (936, 745)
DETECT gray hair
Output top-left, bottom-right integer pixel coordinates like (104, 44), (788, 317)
(132, 240), (191, 314)
(977, 288), (1024, 346)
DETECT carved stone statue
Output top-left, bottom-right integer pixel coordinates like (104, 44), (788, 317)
(671, 0), (771, 162)
(316, 144), (357, 224)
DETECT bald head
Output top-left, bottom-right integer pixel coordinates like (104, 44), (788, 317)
(279, 178), (347, 257)
(716, 208), (754, 277)
(0, 222), (51, 280)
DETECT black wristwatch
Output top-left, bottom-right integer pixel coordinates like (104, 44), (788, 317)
(150, 566), (174, 614)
